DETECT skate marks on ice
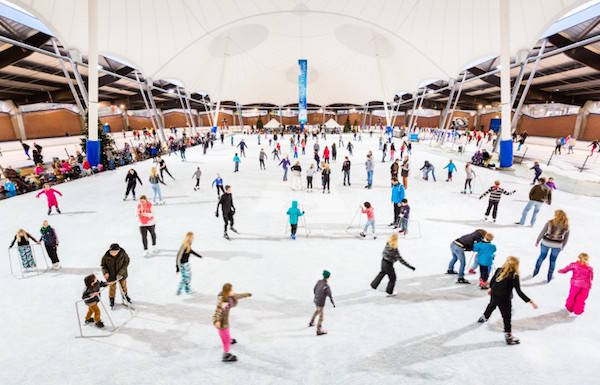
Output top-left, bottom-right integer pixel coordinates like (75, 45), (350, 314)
(48, 266), (102, 276)
(201, 250), (263, 260)
(426, 217), (523, 228)
(117, 326), (201, 356)
(488, 309), (575, 332)
(55, 210), (97, 216)
(141, 248), (179, 258)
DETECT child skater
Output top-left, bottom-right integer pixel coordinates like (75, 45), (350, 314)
(309, 270), (335, 336)
(175, 231), (203, 295)
(321, 163), (331, 193)
(479, 180), (516, 222)
(558, 253), (593, 316)
(306, 164), (315, 192)
(9, 229), (40, 270)
(233, 153), (241, 172)
(546, 177), (557, 190)
(212, 174), (225, 197)
(398, 199), (410, 235)
(213, 283), (252, 362)
(477, 256), (538, 345)
(444, 159), (457, 182)
(471, 232), (496, 289)
(359, 202), (376, 239)
(36, 183), (63, 215)
(40, 220), (60, 269)
(370, 234), (415, 296)
(192, 167), (202, 191)
(530, 161), (542, 184)
(82, 273), (114, 328)
(286, 200), (305, 240)
(462, 162), (476, 194)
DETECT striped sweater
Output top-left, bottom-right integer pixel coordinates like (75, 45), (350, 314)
(480, 186), (515, 202)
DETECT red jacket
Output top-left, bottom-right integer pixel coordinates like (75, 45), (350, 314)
(323, 148), (330, 159)
(137, 201), (154, 226)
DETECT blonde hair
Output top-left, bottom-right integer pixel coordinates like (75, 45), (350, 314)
(387, 233), (399, 249)
(496, 256), (520, 282)
(484, 232), (494, 242)
(578, 253), (589, 265)
(16, 228), (27, 242)
(221, 283), (232, 301)
(551, 210), (569, 229)
(150, 167), (158, 177)
(181, 231), (194, 253)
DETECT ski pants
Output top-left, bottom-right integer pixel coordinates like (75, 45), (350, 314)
(533, 244), (562, 281)
(140, 225), (156, 250)
(218, 327), (231, 353)
(485, 200), (499, 219)
(45, 244), (59, 264)
(177, 262), (191, 295)
(519, 200), (543, 226)
(108, 279), (127, 299)
(223, 211), (234, 232)
(310, 306), (324, 329)
(125, 182), (137, 198)
(565, 285), (590, 315)
(343, 170), (350, 185)
(371, 259), (396, 295)
(448, 242), (467, 278)
(483, 296), (512, 333)
(85, 303), (101, 322)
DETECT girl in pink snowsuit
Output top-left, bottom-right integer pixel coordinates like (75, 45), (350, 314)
(36, 183), (62, 215)
(559, 253), (593, 315)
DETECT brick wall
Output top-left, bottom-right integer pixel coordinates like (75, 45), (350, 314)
(100, 115), (125, 132)
(0, 113), (16, 141)
(517, 115), (577, 138)
(22, 109), (82, 138)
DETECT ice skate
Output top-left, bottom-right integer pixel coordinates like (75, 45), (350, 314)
(446, 269), (458, 275)
(223, 232), (230, 240)
(468, 268), (476, 275)
(386, 293), (397, 297)
(359, 232), (366, 238)
(477, 315), (488, 323)
(56, 208), (61, 214)
(109, 298), (115, 310)
(95, 321), (105, 328)
(456, 277), (470, 284)
(316, 328), (328, 336)
(230, 227), (239, 234)
(231, 338), (237, 345)
(308, 321), (314, 327)
(505, 333), (520, 345)
(85, 318), (95, 324)
(291, 234), (296, 240)
(222, 353), (238, 362)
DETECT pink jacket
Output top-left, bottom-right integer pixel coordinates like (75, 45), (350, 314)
(36, 188), (62, 207)
(559, 262), (594, 289)
(137, 201), (154, 226)
(361, 206), (375, 220)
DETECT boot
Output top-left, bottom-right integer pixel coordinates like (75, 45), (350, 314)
(222, 353), (238, 362)
(456, 277), (471, 284)
(109, 297), (115, 309)
(223, 232), (230, 240)
(231, 338), (237, 345)
(446, 269), (458, 275)
(359, 232), (366, 238)
(230, 227), (239, 234)
(56, 208), (61, 214)
(47, 208), (52, 215)
(316, 328), (327, 336)
(468, 268), (476, 275)
(308, 321), (315, 327)
(477, 315), (488, 323)
(95, 321), (105, 328)
(85, 318), (95, 324)
(124, 294), (132, 303)
(505, 333), (520, 345)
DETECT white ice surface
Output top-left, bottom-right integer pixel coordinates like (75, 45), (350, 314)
(1, 134), (599, 385)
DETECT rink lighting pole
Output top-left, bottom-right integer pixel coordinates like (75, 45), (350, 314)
(86, 0), (100, 167)
(498, 0), (513, 168)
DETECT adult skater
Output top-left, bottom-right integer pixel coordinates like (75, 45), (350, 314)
(216, 185), (237, 239)
(279, 156), (291, 181)
(148, 167), (166, 205)
(370, 234), (415, 296)
(101, 243), (131, 309)
(286, 200), (305, 240)
(558, 253), (593, 315)
(359, 202), (376, 239)
(309, 270), (335, 336)
(213, 283), (252, 362)
(175, 231), (203, 295)
(479, 181), (516, 223)
(331, 142), (337, 161)
(124, 168), (143, 200)
(157, 156), (175, 181)
(532, 209), (570, 282)
(462, 163), (476, 194)
(390, 178), (405, 228)
(9, 229), (40, 270)
(342, 156), (351, 186)
(212, 174), (225, 197)
(259, 148), (267, 170)
(517, 178), (551, 227)
(365, 154), (374, 189)
(306, 164), (315, 192)
(40, 220), (60, 269)
(290, 161), (302, 190)
(477, 256), (538, 345)
(192, 167), (202, 191)
(237, 139), (248, 157)
(137, 195), (156, 256)
(447, 229), (487, 283)
(20, 140), (31, 160)
(381, 142), (387, 162)
(321, 163), (331, 193)
(346, 141), (354, 156)
(400, 156), (409, 189)
(36, 184), (62, 215)
(323, 146), (330, 164)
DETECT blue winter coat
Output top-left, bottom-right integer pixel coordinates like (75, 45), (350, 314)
(474, 241), (497, 266)
(391, 184), (405, 203)
(233, 155), (241, 163)
(444, 162), (457, 173)
(286, 201), (304, 225)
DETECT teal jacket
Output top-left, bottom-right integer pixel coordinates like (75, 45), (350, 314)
(286, 201), (304, 225)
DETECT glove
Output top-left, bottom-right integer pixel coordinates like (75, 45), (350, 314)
(411, 266), (416, 271)
(176, 266), (180, 273)
(215, 212), (219, 217)
(302, 211), (305, 214)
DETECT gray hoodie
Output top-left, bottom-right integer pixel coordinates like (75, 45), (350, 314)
(313, 279), (334, 307)
(192, 169), (202, 179)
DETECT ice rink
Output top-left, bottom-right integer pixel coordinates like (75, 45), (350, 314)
(1, 133), (599, 385)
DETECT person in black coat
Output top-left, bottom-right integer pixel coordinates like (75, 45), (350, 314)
(447, 229), (487, 284)
(40, 220), (60, 269)
(370, 234), (415, 296)
(124, 169), (143, 200)
(216, 185), (237, 239)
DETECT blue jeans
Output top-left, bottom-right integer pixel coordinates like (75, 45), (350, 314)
(363, 219), (375, 235)
(151, 183), (162, 203)
(519, 200), (542, 225)
(533, 244), (561, 281)
(448, 242), (466, 278)
(234, 163), (239, 172)
(177, 262), (191, 295)
(367, 170), (373, 186)
(399, 217), (409, 232)
(283, 168), (288, 181)
(425, 168), (436, 181)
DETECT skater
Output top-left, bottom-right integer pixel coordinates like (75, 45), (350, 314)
(400, 156), (409, 189)
(259, 148), (267, 170)
(477, 256), (538, 345)
(290, 161), (302, 190)
(321, 163), (331, 193)
(463, 163), (476, 194)
(271, 146), (280, 161)
(390, 142), (395, 160)
(447, 229), (487, 283)
(192, 167), (202, 191)
(236, 139), (248, 157)
(36, 184), (63, 215)
(216, 185), (237, 239)
(323, 146), (330, 164)
(20, 140), (31, 160)
(279, 156), (291, 181)
(124, 169), (143, 200)
(314, 151), (321, 170)
(346, 141), (353, 156)
(390, 178), (405, 228)
(82, 273), (114, 328)
(370, 234), (415, 296)
(397, 199), (410, 235)
(517, 178), (552, 226)
(420, 161), (436, 181)
(533, 209), (570, 282)
(558, 253), (593, 315)
(381, 142), (387, 162)
(212, 174), (225, 197)
(567, 137), (576, 154)
(517, 131), (528, 151)
(554, 137), (562, 155)
(233, 153), (241, 172)
(471, 232), (496, 289)
(148, 167), (166, 204)
(306, 164), (315, 192)
(175, 231), (203, 295)
(589, 140), (599, 155)
(479, 181), (516, 222)
(365, 154), (374, 189)
(530, 161), (542, 184)
(360, 202), (376, 239)
(390, 158), (399, 180)
(286, 200), (305, 240)
(331, 142), (337, 161)
(444, 160), (457, 181)
(40, 220), (60, 269)
(309, 270), (335, 335)
(101, 243), (131, 309)
(158, 156), (175, 181)
(342, 156), (351, 186)
(546, 177), (557, 190)
(213, 283), (252, 362)
(9, 229), (40, 269)
(137, 195), (156, 256)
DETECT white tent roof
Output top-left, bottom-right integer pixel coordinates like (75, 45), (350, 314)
(13, 0), (585, 105)
(264, 118), (282, 129)
(324, 118), (342, 129)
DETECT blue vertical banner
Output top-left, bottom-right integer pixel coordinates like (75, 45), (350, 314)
(298, 59), (307, 124)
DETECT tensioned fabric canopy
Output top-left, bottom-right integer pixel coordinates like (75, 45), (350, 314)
(14, 0), (585, 105)
(264, 118), (282, 129)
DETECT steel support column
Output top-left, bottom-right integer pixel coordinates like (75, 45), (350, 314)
(145, 79), (167, 142)
(498, 0), (513, 168)
(511, 39), (547, 131)
(51, 38), (84, 116)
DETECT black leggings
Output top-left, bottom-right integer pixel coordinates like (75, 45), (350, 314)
(125, 183), (137, 198)
(480, 265), (490, 282)
(483, 296), (512, 333)
(291, 224), (298, 235)
(139, 225), (156, 250)
(307, 176), (313, 189)
(464, 178), (472, 191)
(160, 167), (174, 180)
(371, 259), (396, 295)
(485, 200), (499, 219)
(223, 211), (234, 232)
(216, 185), (225, 197)
(45, 245), (59, 264)
(195, 178), (200, 187)
(322, 178), (330, 191)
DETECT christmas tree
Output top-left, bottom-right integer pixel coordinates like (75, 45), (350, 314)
(256, 115), (264, 130)
(80, 114), (115, 167)
(343, 116), (351, 133)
